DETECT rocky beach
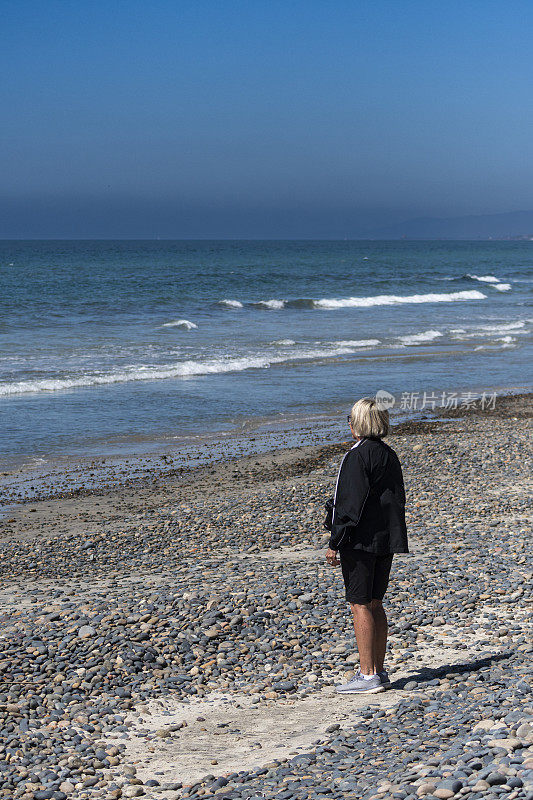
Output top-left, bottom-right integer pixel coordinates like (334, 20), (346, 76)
(0, 393), (532, 800)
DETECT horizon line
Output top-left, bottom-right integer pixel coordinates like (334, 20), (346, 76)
(1, 236), (531, 242)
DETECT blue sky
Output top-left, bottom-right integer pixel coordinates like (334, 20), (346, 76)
(2, 0), (533, 237)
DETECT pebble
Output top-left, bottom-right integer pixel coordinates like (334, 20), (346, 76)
(0, 399), (531, 800)
(77, 624), (96, 638)
(486, 772), (508, 786)
(487, 737), (523, 750)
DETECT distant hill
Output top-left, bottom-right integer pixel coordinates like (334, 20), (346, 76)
(368, 210), (533, 240)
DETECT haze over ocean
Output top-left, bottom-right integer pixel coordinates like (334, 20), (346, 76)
(2, 2), (533, 237)
(1, 239), (531, 468)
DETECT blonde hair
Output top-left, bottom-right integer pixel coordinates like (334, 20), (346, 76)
(350, 397), (389, 438)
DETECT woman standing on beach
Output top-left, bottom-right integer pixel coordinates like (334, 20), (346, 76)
(325, 397), (408, 694)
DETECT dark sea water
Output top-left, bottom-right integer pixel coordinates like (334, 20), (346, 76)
(1, 240), (532, 470)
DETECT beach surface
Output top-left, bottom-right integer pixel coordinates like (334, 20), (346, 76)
(0, 393), (532, 800)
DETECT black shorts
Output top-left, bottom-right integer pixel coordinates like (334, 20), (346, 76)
(339, 549), (393, 604)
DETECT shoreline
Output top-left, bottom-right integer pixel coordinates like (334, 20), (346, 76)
(3, 391), (531, 549)
(1, 386), (531, 512)
(0, 389), (531, 798)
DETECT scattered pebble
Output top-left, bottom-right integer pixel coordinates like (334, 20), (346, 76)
(0, 395), (531, 800)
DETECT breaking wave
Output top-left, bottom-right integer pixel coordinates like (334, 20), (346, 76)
(218, 299), (244, 308)
(451, 320), (528, 340)
(251, 299), (285, 309)
(467, 274), (511, 292)
(398, 330), (443, 345)
(332, 339), (380, 347)
(0, 342), (376, 396)
(478, 321), (526, 333)
(474, 339), (516, 350)
(160, 319), (197, 329)
(492, 283), (511, 291)
(314, 290), (486, 308)
(496, 335), (516, 344)
(467, 274), (500, 283)
(218, 290), (487, 311)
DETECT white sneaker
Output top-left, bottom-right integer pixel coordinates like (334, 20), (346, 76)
(336, 671), (384, 694)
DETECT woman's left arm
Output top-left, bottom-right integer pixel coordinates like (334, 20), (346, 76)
(328, 451), (371, 550)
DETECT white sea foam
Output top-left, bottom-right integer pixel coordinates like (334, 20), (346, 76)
(272, 339), (296, 345)
(332, 339), (380, 347)
(451, 320), (527, 340)
(0, 343), (366, 396)
(254, 299), (285, 309)
(314, 290), (486, 308)
(492, 283), (511, 291)
(218, 299), (244, 308)
(468, 274), (500, 283)
(160, 319), (198, 329)
(398, 330), (443, 345)
(478, 321), (525, 333)
(474, 340), (515, 350)
(218, 289), (487, 311)
(468, 273), (512, 291)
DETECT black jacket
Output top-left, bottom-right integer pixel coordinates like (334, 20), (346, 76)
(326, 436), (408, 554)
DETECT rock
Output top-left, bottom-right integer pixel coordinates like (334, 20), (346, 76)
(416, 782), (437, 796)
(486, 772), (507, 786)
(473, 719), (496, 731)
(517, 722), (533, 739)
(122, 788), (145, 798)
(436, 780), (462, 796)
(487, 737), (522, 750)
(77, 625), (96, 638)
(2, 401), (532, 800)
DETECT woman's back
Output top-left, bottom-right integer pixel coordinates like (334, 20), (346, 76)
(329, 436), (408, 554)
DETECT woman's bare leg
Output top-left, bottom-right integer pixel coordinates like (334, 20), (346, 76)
(370, 598), (388, 673)
(349, 602), (376, 674)
(350, 599), (388, 673)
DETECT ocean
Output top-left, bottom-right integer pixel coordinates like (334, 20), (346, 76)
(1, 239), (532, 471)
